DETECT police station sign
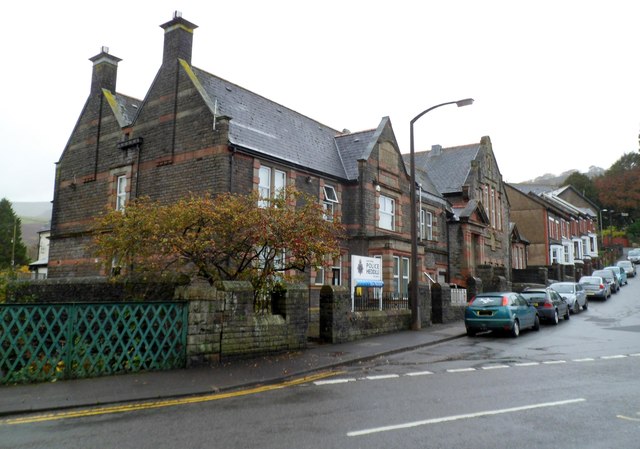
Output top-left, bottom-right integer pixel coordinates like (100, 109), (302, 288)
(351, 255), (383, 287)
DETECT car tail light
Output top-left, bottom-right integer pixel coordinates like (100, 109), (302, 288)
(502, 296), (509, 306)
(543, 301), (553, 308)
(600, 284), (605, 289)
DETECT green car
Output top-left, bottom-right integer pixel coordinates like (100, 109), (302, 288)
(465, 292), (540, 338)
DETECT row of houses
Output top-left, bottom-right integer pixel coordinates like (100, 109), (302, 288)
(43, 13), (600, 297)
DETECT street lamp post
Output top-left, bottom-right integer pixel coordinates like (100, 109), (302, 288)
(409, 98), (474, 330)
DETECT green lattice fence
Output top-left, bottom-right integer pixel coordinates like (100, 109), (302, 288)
(0, 302), (187, 384)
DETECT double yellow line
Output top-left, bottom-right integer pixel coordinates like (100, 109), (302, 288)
(1, 371), (341, 426)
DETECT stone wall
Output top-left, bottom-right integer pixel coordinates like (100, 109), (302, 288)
(318, 284), (431, 344)
(175, 281), (308, 365)
(6, 277), (177, 303)
(431, 284), (465, 324)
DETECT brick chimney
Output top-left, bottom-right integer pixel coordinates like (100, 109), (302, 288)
(160, 11), (198, 66)
(89, 46), (121, 96)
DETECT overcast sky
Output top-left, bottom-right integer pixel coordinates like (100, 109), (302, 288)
(2, 0), (639, 202)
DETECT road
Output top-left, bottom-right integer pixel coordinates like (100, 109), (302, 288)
(2, 275), (640, 449)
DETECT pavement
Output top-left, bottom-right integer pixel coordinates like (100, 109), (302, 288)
(0, 321), (466, 417)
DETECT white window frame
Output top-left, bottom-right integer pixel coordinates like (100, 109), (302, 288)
(420, 209), (433, 241)
(322, 185), (339, 221)
(332, 256), (342, 286)
(379, 195), (395, 231)
(258, 166), (286, 207)
(550, 245), (563, 264)
(116, 175), (127, 211)
(562, 243), (572, 264)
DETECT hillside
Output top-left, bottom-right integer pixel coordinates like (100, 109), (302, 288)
(517, 166), (605, 186)
(13, 202), (52, 260)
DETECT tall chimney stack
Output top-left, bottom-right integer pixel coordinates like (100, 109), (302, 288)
(89, 46), (121, 96)
(159, 11), (198, 66)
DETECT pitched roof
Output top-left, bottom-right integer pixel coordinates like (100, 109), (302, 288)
(510, 183), (557, 196)
(414, 143), (480, 194)
(335, 128), (378, 180)
(190, 64), (352, 180)
(102, 90), (141, 127)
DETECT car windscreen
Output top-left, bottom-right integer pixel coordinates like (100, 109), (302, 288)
(551, 284), (573, 293)
(469, 296), (504, 306)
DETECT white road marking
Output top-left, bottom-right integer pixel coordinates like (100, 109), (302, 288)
(405, 371), (433, 377)
(347, 398), (586, 437)
(481, 364), (510, 370)
(366, 374), (400, 380)
(313, 378), (356, 385)
(312, 352), (640, 387)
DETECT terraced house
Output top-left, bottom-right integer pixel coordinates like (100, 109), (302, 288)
(505, 184), (599, 280)
(48, 13), (453, 302)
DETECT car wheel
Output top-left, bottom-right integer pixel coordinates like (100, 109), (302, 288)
(466, 328), (476, 337)
(583, 299), (588, 311)
(573, 301), (581, 314)
(551, 310), (559, 325)
(533, 314), (540, 331)
(510, 320), (520, 338)
(564, 307), (570, 320)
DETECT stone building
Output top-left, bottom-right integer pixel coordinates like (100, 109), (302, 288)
(412, 136), (511, 287)
(48, 13), (451, 300)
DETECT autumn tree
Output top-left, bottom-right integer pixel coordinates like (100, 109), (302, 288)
(93, 187), (344, 298)
(595, 152), (640, 223)
(0, 198), (29, 269)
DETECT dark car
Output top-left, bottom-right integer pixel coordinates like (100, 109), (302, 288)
(592, 269), (619, 293)
(464, 292), (540, 338)
(549, 282), (588, 314)
(520, 288), (570, 325)
(579, 275), (611, 300)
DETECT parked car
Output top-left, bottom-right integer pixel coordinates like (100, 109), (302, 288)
(604, 266), (627, 286)
(628, 249), (640, 264)
(579, 275), (611, 300)
(592, 269), (619, 293)
(464, 292), (540, 338)
(617, 260), (637, 278)
(549, 282), (588, 313)
(520, 288), (570, 325)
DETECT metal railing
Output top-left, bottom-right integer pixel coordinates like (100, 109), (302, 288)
(450, 287), (468, 306)
(353, 292), (409, 311)
(0, 302), (187, 384)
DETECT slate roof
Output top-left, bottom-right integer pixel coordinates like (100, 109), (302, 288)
(335, 128), (378, 180)
(510, 183), (557, 196)
(103, 90), (141, 128)
(413, 144), (481, 195)
(191, 65), (353, 180)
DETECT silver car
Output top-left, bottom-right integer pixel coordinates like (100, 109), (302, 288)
(550, 282), (588, 313)
(617, 260), (637, 277)
(579, 276), (611, 300)
(628, 249), (640, 264)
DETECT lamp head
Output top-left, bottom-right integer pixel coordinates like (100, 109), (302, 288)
(456, 98), (474, 107)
